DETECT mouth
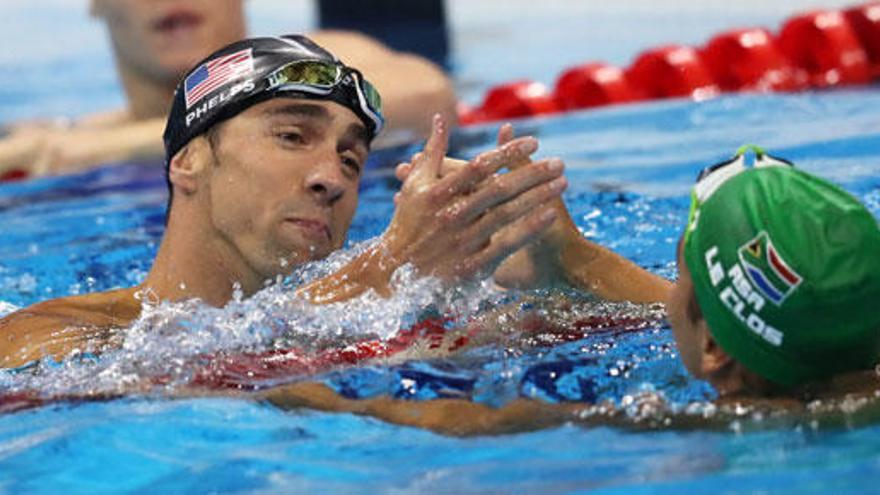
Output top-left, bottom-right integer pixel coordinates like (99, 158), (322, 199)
(284, 217), (332, 243)
(152, 9), (204, 36)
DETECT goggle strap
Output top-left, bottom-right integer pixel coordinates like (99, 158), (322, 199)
(350, 71), (385, 134)
(735, 144), (767, 157)
(755, 153), (794, 169)
(694, 154), (745, 202)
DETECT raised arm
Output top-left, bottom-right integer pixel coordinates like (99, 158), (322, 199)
(394, 123), (671, 303)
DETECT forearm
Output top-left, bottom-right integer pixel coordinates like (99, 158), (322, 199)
(558, 234), (671, 304)
(261, 382), (582, 436)
(495, 196), (671, 303)
(296, 243), (398, 304)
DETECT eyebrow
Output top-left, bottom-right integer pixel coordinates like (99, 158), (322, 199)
(264, 102), (331, 121)
(265, 102), (370, 150)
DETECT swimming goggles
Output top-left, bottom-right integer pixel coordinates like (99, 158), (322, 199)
(266, 59), (385, 135)
(687, 145), (794, 234)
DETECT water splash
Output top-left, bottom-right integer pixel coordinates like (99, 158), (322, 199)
(0, 238), (513, 399)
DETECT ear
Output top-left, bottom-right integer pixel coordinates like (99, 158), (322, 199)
(698, 325), (735, 377)
(168, 138), (212, 196)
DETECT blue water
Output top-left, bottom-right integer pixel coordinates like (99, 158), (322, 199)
(3, 2), (880, 494)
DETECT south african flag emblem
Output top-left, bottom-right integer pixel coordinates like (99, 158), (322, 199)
(738, 231), (803, 306)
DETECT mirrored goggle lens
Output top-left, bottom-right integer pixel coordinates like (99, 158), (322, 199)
(359, 79), (383, 114)
(269, 61), (341, 89)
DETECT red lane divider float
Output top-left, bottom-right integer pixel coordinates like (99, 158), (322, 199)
(554, 63), (641, 110)
(459, 1), (880, 126)
(626, 44), (719, 100)
(702, 28), (808, 92)
(5, 2), (880, 183)
(844, 2), (880, 77)
(777, 9), (871, 86)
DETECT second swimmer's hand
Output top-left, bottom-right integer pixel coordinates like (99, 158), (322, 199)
(491, 123), (584, 288)
(395, 123), (583, 289)
(379, 114), (568, 282)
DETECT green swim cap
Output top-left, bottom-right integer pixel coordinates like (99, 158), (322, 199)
(683, 147), (880, 387)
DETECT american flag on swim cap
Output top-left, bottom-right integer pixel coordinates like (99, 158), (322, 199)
(184, 48), (254, 109)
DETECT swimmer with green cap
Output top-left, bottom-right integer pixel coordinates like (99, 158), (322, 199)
(669, 145), (880, 393)
(265, 145), (880, 435)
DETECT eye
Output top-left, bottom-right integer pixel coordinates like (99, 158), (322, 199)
(277, 131), (305, 145)
(341, 155), (362, 176)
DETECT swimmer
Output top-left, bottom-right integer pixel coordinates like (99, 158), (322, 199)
(263, 147), (880, 435)
(0, 0), (455, 177)
(0, 35), (583, 368)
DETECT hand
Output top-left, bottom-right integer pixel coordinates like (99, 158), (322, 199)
(491, 123), (584, 288)
(297, 115), (567, 304)
(394, 123), (581, 288)
(381, 114), (568, 282)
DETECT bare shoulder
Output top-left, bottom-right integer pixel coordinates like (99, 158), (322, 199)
(308, 30), (393, 60)
(0, 287), (142, 368)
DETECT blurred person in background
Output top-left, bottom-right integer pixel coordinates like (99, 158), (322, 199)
(0, 0), (456, 178)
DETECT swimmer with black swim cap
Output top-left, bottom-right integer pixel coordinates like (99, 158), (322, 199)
(164, 35), (385, 161)
(161, 34), (384, 209)
(0, 34), (571, 369)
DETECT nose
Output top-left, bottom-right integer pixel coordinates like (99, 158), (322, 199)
(304, 153), (347, 206)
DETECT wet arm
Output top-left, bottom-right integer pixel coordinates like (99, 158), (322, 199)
(495, 202), (672, 304)
(297, 116), (564, 304)
(261, 381), (584, 436)
(489, 124), (671, 303)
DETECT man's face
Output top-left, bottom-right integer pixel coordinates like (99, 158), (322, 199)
(203, 98), (369, 283)
(91, 0), (246, 83)
(666, 235), (705, 378)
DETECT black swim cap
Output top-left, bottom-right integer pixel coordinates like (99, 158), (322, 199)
(163, 34), (384, 164)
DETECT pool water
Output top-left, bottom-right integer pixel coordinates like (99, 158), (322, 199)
(3, 1), (880, 493)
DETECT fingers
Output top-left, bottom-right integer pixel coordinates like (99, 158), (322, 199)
(461, 205), (560, 278)
(430, 136), (538, 202)
(397, 157), (467, 184)
(395, 162), (413, 182)
(410, 114), (449, 181)
(496, 123), (531, 171)
(496, 123), (515, 146)
(457, 173), (568, 251)
(442, 158), (565, 226)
